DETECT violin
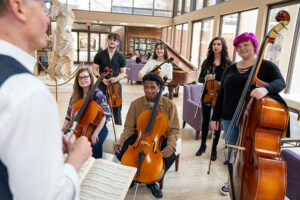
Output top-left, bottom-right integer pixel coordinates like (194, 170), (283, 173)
(203, 64), (219, 107)
(121, 77), (170, 184)
(226, 11), (290, 200)
(150, 57), (174, 74)
(106, 69), (122, 108)
(65, 68), (111, 141)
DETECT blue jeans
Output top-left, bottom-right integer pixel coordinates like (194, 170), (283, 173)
(92, 124), (108, 158)
(223, 120), (239, 162)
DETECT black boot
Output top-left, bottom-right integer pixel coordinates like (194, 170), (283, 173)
(195, 143), (207, 156)
(211, 130), (220, 161)
(147, 183), (163, 198)
(211, 144), (217, 161)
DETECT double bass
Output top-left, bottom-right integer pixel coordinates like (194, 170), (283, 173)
(65, 68), (111, 141)
(121, 77), (170, 184)
(226, 11), (290, 200)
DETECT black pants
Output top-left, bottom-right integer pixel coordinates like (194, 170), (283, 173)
(201, 101), (221, 146)
(116, 134), (176, 177)
(99, 82), (122, 125)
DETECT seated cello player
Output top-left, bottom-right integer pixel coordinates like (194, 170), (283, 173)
(114, 73), (179, 198)
(62, 67), (111, 158)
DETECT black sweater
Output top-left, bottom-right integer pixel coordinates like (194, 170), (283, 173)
(212, 59), (286, 121)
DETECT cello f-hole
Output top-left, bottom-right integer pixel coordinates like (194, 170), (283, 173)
(246, 136), (254, 165)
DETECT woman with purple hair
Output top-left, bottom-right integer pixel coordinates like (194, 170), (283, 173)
(210, 32), (286, 195)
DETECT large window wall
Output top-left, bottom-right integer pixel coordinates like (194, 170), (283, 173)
(265, 3), (300, 96)
(72, 23), (125, 64)
(220, 9), (258, 62)
(190, 18), (214, 68)
(59, 0), (173, 17)
(173, 23), (189, 58)
(161, 26), (173, 44)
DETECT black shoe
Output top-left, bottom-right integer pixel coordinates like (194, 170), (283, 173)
(223, 160), (229, 165)
(195, 144), (207, 156)
(211, 147), (217, 161)
(146, 183), (163, 198)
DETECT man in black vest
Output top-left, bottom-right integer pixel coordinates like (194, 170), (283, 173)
(92, 33), (126, 125)
(0, 1), (92, 199)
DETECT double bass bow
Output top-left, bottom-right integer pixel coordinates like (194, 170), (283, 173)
(65, 67), (112, 141)
(225, 11), (290, 200)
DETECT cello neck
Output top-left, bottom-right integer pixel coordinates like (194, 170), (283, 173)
(74, 76), (102, 122)
(144, 82), (165, 135)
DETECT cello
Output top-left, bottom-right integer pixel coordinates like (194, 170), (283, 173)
(65, 68), (111, 141)
(121, 77), (170, 186)
(226, 11), (290, 200)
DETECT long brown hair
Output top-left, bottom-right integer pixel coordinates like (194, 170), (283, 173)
(71, 67), (94, 104)
(202, 37), (229, 72)
(153, 42), (168, 60)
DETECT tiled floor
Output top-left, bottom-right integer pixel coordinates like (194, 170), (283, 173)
(41, 71), (299, 200)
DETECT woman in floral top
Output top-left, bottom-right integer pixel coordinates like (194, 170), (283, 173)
(62, 67), (111, 158)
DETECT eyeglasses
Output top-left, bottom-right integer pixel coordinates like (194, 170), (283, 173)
(36, 0), (52, 16)
(78, 75), (90, 81)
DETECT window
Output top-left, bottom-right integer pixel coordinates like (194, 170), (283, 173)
(196, 0), (204, 10)
(199, 19), (214, 65)
(174, 25), (182, 53)
(207, 0), (216, 6)
(90, 0), (111, 12)
(181, 23), (189, 57)
(72, 32), (78, 62)
(184, 0), (190, 13)
(191, 21), (202, 67)
(220, 9), (258, 62)
(162, 27), (168, 41)
(154, 0), (173, 17)
(265, 4), (300, 96)
(220, 13), (238, 61)
(235, 9), (258, 61)
(134, 0), (153, 15)
(112, 0), (133, 14)
(167, 27), (172, 44)
(67, 0), (89, 10)
(177, 0), (182, 16)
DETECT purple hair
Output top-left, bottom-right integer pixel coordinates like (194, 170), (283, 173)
(233, 32), (258, 54)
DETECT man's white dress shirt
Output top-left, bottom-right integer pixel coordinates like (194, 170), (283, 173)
(0, 40), (79, 200)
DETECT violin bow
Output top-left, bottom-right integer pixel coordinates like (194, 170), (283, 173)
(207, 130), (215, 174)
(150, 57), (174, 73)
(193, 69), (209, 118)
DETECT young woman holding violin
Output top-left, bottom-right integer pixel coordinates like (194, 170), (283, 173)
(195, 37), (231, 161)
(114, 73), (179, 198)
(62, 67), (111, 159)
(138, 42), (173, 97)
(210, 32), (286, 195)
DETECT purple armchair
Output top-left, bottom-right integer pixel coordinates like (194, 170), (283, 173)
(282, 149), (300, 200)
(126, 59), (134, 79)
(127, 63), (144, 85)
(182, 84), (203, 140)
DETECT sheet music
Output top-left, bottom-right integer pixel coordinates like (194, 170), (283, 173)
(78, 157), (95, 184)
(80, 159), (136, 200)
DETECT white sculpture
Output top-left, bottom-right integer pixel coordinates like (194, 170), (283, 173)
(48, 0), (74, 78)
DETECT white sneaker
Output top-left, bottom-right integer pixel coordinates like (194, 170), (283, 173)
(220, 183), (229, 196)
